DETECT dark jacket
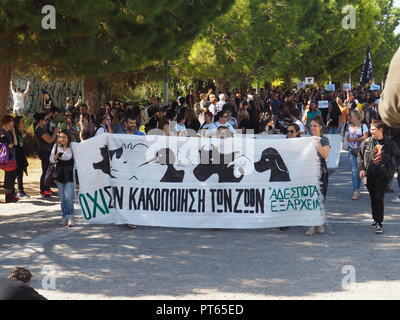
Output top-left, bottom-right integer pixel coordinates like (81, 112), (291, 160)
(0, 278), (46, 300)
(15, 132), (29, 175)
(357, 136), (400, 178)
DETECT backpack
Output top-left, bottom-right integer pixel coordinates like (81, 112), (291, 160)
(0, 142), (10, 164)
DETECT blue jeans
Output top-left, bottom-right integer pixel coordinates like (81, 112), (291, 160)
(55, 181), (75, 217)
(349, 151), (361, 191)
(328, 127), (338, 134)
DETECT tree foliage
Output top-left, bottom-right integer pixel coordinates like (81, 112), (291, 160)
(175, 0), (400, 89)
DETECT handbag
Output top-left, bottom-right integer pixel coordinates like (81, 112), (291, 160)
(44, 144), (59, 187)
(0, 159), (17, 172)
(0, 142), (10, 163)
(44, 163), (57, 187)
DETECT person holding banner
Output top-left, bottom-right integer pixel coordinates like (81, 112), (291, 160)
(358, 120), (400, 234)
(279, 123), (302, 231)
(306, 118), (330, 236)
(345, 110), (369, 200)
(49, 130), (75, 227)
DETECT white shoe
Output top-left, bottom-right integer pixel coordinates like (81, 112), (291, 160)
(352, 191), (361, 200)
(59, 217), (68, 226)
(67, 217), (75, 227)
(306, 226), (316, 236)
(390, 197), (400, 203)
(317, 225), (325, 234)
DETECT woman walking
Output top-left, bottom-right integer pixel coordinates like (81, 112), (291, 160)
(345, 110), (368, 200)
(306, 118), (331, 236)
(358, 120), (400, 234)
(50, 130), (76, 227)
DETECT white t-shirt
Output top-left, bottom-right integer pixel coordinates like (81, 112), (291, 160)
(348, 124), (368, 150)
(12, 92), (25, 110)
(294, 119), (305, 133)
(175, 123), (187, 136)
(208, 104), (217, 116)
(95, 125), (107, 136)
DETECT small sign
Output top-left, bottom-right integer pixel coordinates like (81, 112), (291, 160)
(305, 77), (314, 85)
(370, 84), (381, 91)
(297, 82), (306, 89)
(318, 100), (329, 109)
(326, 84), (336, 92)
(343, 83), (352, 90)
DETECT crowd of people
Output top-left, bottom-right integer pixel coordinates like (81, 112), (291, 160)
(1, 85), (400, 234)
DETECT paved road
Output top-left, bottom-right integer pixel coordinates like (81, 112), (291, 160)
(1, 152), (400, 300)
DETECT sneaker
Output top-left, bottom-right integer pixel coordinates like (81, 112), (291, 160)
(127, 224), (137, 229)
(41, 192), (51, 199)
(370, 221), (378, 228)
(375, 224), (383, 234)
(352, 191), (361, 200)
(390, 197), (400, 203)
(306, 226), (316, 236)
(5, 193), (19, 203)
(317, 225), (325, 234)
(59, 217), (68, 226)
(67, 217), (75, 227)
(279, 227), (289, 231)
(16, 192), (30, 199)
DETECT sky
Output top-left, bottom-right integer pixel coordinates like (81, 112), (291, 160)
(395, 0), (400, 34)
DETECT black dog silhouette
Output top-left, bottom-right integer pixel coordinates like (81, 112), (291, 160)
(139, 148), (185, 182)
(193, 145), (243, 183)
(93, 146), (123, 178)
(254, 148), (291, 182)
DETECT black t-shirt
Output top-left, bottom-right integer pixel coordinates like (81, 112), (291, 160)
(0, 278), (46, 300)
(35, 126), (53, 153)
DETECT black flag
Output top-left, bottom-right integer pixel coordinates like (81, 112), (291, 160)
(360, 46), (373, 87)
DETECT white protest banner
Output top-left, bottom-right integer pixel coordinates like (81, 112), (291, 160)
(318, 100), (329, 109)
(305, 77), (314, 85)
(255, 134), (342, 169)
(325, 84), (336, 92)
(72, 135), (325, 229)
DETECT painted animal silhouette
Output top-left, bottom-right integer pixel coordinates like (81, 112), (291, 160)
(139, 148), (185, 182)
(193, 145), (252, 183)
(254, 147), (291, 182)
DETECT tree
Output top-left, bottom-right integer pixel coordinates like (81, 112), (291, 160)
(0, 0), (235, 116)
(175, 0), (400, 90)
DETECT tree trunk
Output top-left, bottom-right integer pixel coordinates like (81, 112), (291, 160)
(84, 76), (99, 114)
(214, 78), (228, 93)
(284, 73), (292, 90)
(0, 63), (12, 118)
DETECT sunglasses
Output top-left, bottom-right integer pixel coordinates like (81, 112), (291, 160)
(65, 115), (72, 118)
(287, 130), (296, 134)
